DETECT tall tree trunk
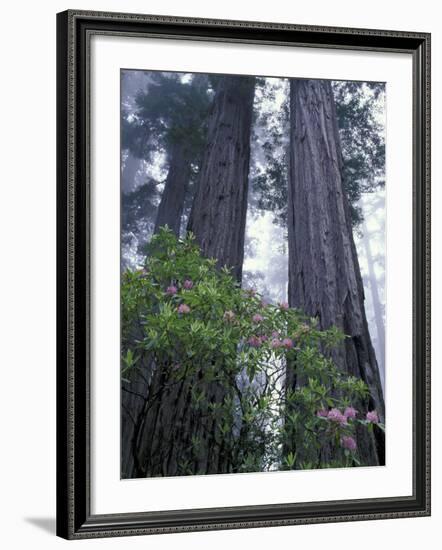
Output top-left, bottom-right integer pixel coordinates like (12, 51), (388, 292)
(154, 141), (192, 237)
(187, 75), (255, 280)
(362, 219), (385, 386)
(153, 74), (211, 238)
(185, 74), (255, 471)
(287, 79), (385, 465)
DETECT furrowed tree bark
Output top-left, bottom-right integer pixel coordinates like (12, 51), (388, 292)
(153, 141), (192, 237)
(185, 74), (255, 472)
(187, 75), (255, 280)
(287, 79), (385, 466)
(121, 322), (151, 478)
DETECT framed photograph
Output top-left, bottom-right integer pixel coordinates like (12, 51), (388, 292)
(56, 9), (431, 539)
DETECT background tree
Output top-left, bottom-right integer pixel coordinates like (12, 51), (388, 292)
(286, 79), (385, 466)
(332, 81), (385, 227)
(250, 78), (290, 226)
(121, 72), (212, 263)
(358, 193), (386, 385)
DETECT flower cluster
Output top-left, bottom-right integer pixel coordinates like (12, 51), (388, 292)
(245, 333), (294, 350)
(327, 408), (348, 426)
(166, 279), (195, 295)
(366, 410), (379, 423)
(163, 280), (195, 315)
(344, 406), (357, 419)
(316, 406), (370, 424)
(316, 408), (359, 452)
(247, 336), (262, 348)
(341, 436), (357, 451)
(314, 406), (381, 455)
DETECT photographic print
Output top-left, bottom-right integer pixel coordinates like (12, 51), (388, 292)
(57, 11), (430, 538)
(120, 70), (386, 479)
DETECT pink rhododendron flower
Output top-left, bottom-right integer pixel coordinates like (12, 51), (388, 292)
(271, 338), (282, 349)
(223, 310), (235, 322)
(260, 334), (268, 342)
(183, 279), (193, 290)
(282, 337), (293, 349)
(344, 406), (358, 420)
(279, 301), (289, 310)
(248, 336), (261, 348)
(327, 408), (348, 425)
(341, 436), (357, 451)
(366, 410), (379, 423)
(271, 331), (280, 338)
(252, 313), (264, 323)
(316, 409), (328, 418)
(166, 285), (178, 295)
(177, 304), (190, 314)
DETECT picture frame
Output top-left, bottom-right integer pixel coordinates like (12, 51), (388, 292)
(56, 9), (431, 539)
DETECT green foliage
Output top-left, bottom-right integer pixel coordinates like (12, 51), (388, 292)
(122, 177), (159, 234)
(124, 72), (212, 162)
(332, 81), (385, 227)
(122, 228), (379, 473)
(251, 79), (385, 230)
(250, 78), (289, 225)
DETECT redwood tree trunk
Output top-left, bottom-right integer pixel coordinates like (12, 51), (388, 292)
(187, 75), (255, 280)
(153, 142), (192, 237)
(287, 79), (385, 465)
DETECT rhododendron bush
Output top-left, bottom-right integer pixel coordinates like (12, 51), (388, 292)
(122, 229), (383, 474)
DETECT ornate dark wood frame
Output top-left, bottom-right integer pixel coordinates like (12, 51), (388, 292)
(56, 9), (431, 540)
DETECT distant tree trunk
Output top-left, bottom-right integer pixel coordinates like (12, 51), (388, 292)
(187, 75), (255, 280)
(153, 75), (212, 238)
(153, 142), (192, 236)
(362, 219), (385, 384)
(287, 79), (385, 465)
(122, 152), (140, 193)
